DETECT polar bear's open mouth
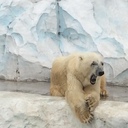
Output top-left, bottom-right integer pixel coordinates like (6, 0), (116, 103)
(90, 74), (97, 85)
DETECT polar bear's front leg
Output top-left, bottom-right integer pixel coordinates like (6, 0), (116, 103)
(100, 75), (108, 97)
(85, 93), (99, 112)
(84, 86), (100, 113)
(65, 73), (93, 123)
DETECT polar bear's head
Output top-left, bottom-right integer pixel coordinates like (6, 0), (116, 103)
(76, 52), (104, 85)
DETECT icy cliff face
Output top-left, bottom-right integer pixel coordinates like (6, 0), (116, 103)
(0, 0), (127, 85)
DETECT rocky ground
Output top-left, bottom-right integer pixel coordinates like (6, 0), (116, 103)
(0, 91), (128, 128)
(0, 80), (128, 128)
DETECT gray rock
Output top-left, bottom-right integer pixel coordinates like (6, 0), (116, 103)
(0, 92), (128, 128)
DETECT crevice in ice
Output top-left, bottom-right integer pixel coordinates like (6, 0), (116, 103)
(37, 30), (62, 59)
(62, 28), (78, 40)
(56, 0), (61, 36)
(0, 34), (6, 56)
(11, 33), (24, 46)
(15, 55), (20, 81)
(56, 1), (97, 53)
(36, 13), (48, 37)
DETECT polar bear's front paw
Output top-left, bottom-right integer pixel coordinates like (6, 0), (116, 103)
(80, 111), (94, 123)
(75, 106), (94, 123)
(85, 95), (97, 112)
(100, 89), (108, 98)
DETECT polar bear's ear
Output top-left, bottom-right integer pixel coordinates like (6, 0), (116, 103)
(79, 56), (83, 61)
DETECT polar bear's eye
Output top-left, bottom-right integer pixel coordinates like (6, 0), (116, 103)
(101, 62), (104, 66)
(91, 61), (97, 66)
(79, 56), (83, 60)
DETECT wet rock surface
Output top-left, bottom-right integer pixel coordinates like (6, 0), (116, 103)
(0, 81), (128, 102)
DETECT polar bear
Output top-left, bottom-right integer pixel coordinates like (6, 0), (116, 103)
(50, 52), (107, 123)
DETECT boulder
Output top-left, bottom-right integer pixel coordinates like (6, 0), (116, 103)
(0, 92), (128, 128)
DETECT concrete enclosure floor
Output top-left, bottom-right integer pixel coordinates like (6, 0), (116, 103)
(0, 80), (127, 102)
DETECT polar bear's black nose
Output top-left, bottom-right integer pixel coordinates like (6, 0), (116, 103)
(96, 68), (104, 76)
(98, 71), (104, 76)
